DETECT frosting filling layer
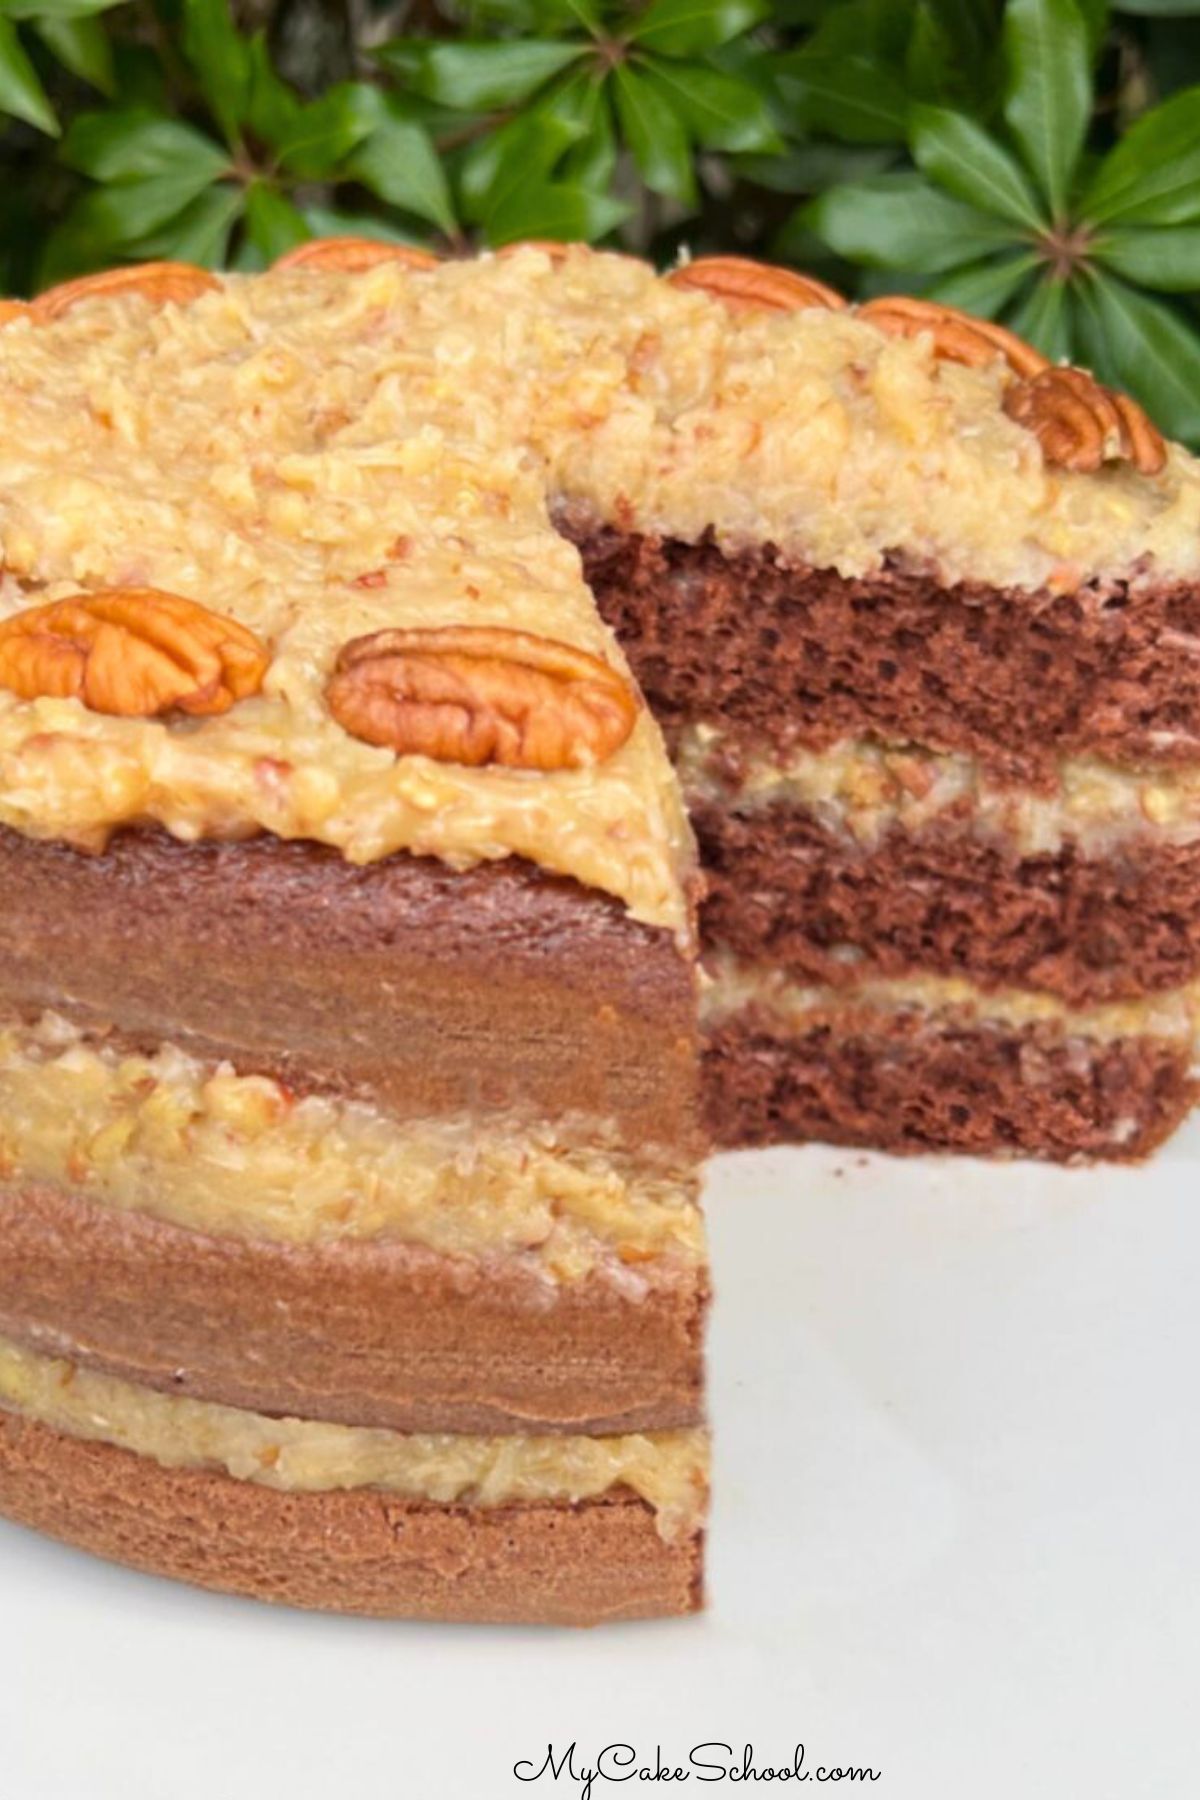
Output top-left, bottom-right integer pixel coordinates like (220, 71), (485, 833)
(0, 1014), (703, 1279)
(0, 1335), (707, 1542)
(676, 724), (1200, 857)
(702, 953), (1200, 1048)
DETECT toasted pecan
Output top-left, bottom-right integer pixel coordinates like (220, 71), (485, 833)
(0, 588), (269, 717)
(1003, 365), (1167, 475)
(274, 238), (440, 273)
(668, 256), (845, 314)
(859, 295), (1048, 378)
(326, 625), (639, 771)
(860, 294), (1166, 475)
(1110, 387), (1168, 475)
(32, 263), (221, 323)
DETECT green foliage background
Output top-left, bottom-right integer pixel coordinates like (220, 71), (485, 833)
(1, 0), (1199, 439)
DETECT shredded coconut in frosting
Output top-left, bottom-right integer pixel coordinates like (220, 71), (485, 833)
(0, 1011), (703, 1280)
(0, 247), (1197, 913)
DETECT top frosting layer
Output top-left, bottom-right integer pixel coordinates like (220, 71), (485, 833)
(0, 246), (1197, 915)
(388, 250), (1200, 591)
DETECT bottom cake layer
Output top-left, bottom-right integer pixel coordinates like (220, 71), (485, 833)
(0, 1338), (707, 1625)
(702, 969), (1196, 1160)
(0, 1414), (700, 1625)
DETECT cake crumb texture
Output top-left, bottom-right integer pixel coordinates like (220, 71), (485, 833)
(704, 1005), (1194, 1160)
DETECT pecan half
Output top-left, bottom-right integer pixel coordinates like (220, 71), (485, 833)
(668, 255), (845, 314)
(1110, 388), (1168, 476)
(861, 295), (1167, 475)
(0, 588), (269, 717)
(858, 295), (1048, 378)
(326, 625), (639, 771)
(32, 262), (221, 323)
(1003, 365), (1167, 475)
(274, 238), (440, 273)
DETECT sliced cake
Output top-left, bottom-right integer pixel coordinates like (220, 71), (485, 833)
(0, 257), (707, 1624)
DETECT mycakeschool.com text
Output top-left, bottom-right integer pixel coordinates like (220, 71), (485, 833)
(512, 1743), (883, 1796)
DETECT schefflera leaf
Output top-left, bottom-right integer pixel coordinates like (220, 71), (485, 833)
(801, 0), (1200, 445)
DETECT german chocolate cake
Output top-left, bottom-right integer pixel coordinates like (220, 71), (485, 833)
(0, 241), (1196, 1621)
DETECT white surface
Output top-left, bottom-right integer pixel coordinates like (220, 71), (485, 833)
(2, 1129), (1198, 1800)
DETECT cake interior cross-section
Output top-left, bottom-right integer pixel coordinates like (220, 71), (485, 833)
(0, 242), (1197, 1621)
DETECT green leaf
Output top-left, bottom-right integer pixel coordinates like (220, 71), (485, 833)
(806, 173), (1015, 272)
(645, 58), (781, 153)
(798, 0), (919, 62)
(921, 0), (1006, 75)
(1079, 87), (1200, 225)
(0, 18), (57, 135)
(300, 205), (426, 246)
(910, 104), (1044, 228)
(35, 15), (114, 93)
(613, 63), (695, 204)
(1073, 0), (1108, 50)
(126, 184), (242, 267)
(105, 40), (167, 112)
(923, 252), (1041, 314)
(1002, 0), (1091, 220)
(1006, 272), (1074, 362)
(1093, 226), (1200, 291)
(775, 50), (909, 143)
(485, 180), (627, 247)
(735, 141), (895, 194)
(548, 69), (617, 187)
(630, 0), (767, 56)
(69, 169), (227, 243)
(229, 236), (265, 274)
(275, 83), (379, 179)
(458, 111), (581, 223)
(453, 0), (600, 27)
(40, 201), (122, 285)
(348, 108), (455, 234)
(1075, 273), (1200, 444)
(1114, 0), (1200, 11)
(243, 32), (300, 146)
(242, 181), (308, 262)
(182, 0), (251, 148)
(562, 105), (615, 185)
(375, 39), (584, 111)
(0, 0), (123, 16)
(62, 109), (229, 182)
(558, 0), (603, 29)
(901, 7), (961, 106)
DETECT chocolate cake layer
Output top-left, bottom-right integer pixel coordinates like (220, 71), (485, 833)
(695, 802), (1200, 1006)
(0, 1410), (702, 1624)
(0, 1185), (706, 1434)
(0, 828), (698, 1151)
(574, 525), (1200, 783)
(703, 1006), (1194, 1160)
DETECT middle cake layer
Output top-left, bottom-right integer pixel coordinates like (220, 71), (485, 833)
(692, 792), (1200, 1006)
(0, 829), (706, 1436)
